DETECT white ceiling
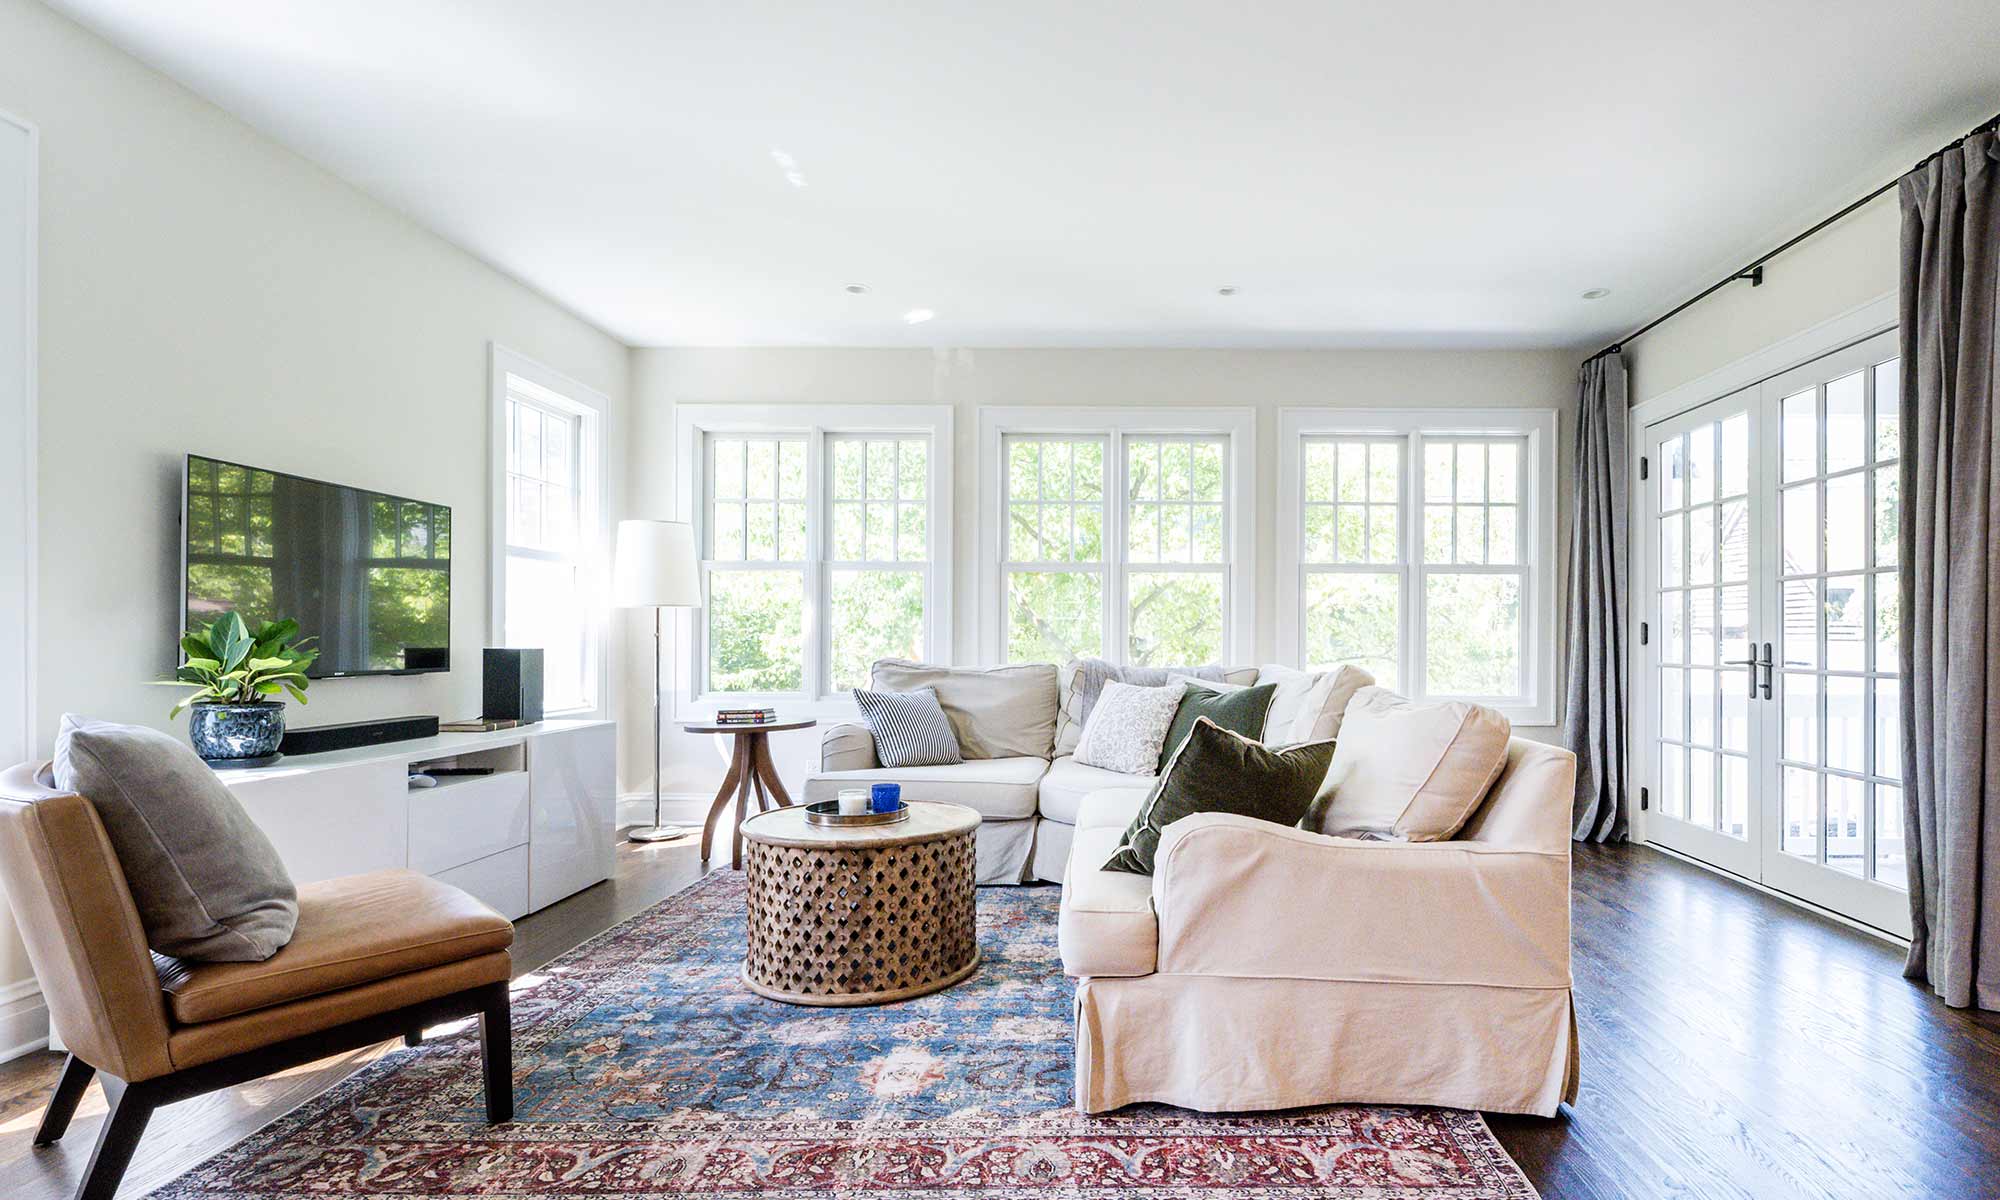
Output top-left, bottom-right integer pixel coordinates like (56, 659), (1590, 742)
(46, 0), (2000, 349)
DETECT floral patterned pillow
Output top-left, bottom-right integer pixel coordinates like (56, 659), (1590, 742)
(1072, 680), (1186, 775)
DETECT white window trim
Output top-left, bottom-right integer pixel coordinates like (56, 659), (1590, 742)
(487, 344), (611, 718)
(976, 407), (1256, 667)
(1277, 407), (1558, 726)
(675, 403), (954, 715)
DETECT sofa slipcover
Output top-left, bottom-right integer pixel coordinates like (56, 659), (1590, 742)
(801, 756), (1046, 821)
(1038, 755), (1152, 826)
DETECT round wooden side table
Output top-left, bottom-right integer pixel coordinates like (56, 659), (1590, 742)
(683, 718), (816, 870)
(738, 801), (981, 1007)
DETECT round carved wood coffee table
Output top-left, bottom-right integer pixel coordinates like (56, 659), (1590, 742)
(739, 801), (981, 1007)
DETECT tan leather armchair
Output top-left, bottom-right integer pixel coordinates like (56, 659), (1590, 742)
(0, 762), (518, 1200)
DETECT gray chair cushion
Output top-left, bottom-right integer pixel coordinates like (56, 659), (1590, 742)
(53, 715), (298, 961)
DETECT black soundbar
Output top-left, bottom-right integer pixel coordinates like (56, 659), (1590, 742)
(280, 715), (440, 756)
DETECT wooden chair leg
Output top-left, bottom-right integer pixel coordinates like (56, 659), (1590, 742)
(478, 982), (514, 1124)
(700, 736), (748, 862)
(33, 1053), (95, 1146)
(403, 1028), (425, 1048)
(75, 1075), (156, 1200)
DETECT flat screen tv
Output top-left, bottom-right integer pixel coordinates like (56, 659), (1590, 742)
(181, 455), (452, 677)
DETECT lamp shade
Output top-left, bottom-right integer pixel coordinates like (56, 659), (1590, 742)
(611, 519), (701, 608)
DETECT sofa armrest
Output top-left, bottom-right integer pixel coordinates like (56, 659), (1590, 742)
(820, 722), (879, 772)
(1150, 813), (1570, 988)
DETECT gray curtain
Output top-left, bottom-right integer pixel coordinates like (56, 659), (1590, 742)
(1899, 128), (2000, 1010)
(1562, 352), (1629, 842)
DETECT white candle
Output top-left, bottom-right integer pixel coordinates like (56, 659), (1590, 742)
(837, 788), (870, 816)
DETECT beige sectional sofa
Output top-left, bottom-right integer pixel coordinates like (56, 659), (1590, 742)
(805, 658), (1193, 884)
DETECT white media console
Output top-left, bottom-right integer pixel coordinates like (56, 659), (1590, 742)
(216, 719), (616, 920)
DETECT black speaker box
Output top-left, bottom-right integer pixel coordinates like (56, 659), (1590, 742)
(280, 715), (441, 756)
(483, 648), (544, 724)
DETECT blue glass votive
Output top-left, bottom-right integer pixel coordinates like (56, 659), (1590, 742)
(870, 782), (902, 812)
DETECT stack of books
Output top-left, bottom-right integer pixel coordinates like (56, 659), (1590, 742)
(714, 707), (777, 725)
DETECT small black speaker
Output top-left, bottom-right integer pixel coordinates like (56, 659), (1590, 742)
(483, 648), (544, 724)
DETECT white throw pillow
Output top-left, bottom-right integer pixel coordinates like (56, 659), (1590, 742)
(1256, 663), (1376, 746)
(1307, 686), (1511, 840)
(1073, 680), (1187, 775)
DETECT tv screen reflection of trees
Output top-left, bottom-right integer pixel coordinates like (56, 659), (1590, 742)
(182, 456), (452, 677)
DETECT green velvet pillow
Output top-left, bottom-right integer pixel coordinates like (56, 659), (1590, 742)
(1156, 681), (1277, 772)
(1105, 716), (1336, 875)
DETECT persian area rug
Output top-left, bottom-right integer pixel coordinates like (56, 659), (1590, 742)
(152, 872), (1538, 1198)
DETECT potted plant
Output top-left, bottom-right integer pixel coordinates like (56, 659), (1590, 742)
(161, 612), (318, 764)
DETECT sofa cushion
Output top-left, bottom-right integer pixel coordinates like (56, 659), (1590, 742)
(156, 869), (512, 1024)
(53, 714), (299, 962)
(1074, 680), (1185, 775)
(1055, 659), (1259, 755)
(1077, 787), (1149, 832)
(1058, 823), (1158, 978)
(852, 687), (962, 767)
(1105, 718), (1336, 875)
(1258, 663), (1377, 745)
(804, 756), (1047, 820)
(1158, 681), (1278, 770)
(1040, 756), (1153, 826)
(1306, 686), (1511, 841)
(871, 659), (1057, 760)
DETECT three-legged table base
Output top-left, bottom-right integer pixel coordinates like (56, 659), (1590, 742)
(690, 724), (807, 869)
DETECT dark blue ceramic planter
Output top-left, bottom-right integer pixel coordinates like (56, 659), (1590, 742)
(188, 701), (286, 763)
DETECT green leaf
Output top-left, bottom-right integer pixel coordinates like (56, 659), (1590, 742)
(246, 656), (295, 672)
(283, 683), (309, 704)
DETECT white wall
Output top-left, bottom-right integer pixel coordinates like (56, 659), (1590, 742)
(1625, 193), (1899, 405)
(620, 346), (1577, 807)
(0, 0), (630, 1055)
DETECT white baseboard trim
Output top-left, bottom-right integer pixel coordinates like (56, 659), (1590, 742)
(617, 792), (715, 831)
(0, 976), (49, 1064)
(1637, 841), (1909, 947)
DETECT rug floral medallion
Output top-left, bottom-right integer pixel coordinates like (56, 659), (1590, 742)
(152, 872), (1538, 1199)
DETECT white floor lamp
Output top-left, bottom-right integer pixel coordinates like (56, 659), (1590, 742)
(612, 519), (701, 843)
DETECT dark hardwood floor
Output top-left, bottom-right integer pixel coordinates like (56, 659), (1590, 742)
(2, 837), (1995, 1199)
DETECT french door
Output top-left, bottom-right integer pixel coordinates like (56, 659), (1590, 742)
(1642, 329), (1910, 937)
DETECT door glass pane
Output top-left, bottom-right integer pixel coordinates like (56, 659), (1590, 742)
(1720, 667), (1748, 751)
(1687, 424), (1714, 505)
(1826, 775), (1865, 877)
(1875, 467), (1899, 568)
(1688, 589), (1717, 664)
(1719, 500), (1749, 582)
(1783, 766), (1819, 859)
(1662, 435), (1685, 510)
(1875, 678), (1900, 782)
(1688, 668), (1716, 746)
(1874, 571), (1899, 669)
(1665, 590), (1686, 663)
(1826, 370), (1866, 474)
(1721, 412), (1749, 498)
(1661, 513), (1684, 586)
(1783, 672), (1818, 763)
(1782, 484), (1817, 576)
(1875, 783), (1906, 886)
(1826, 675), (1865, 774)
(1689, 747), (1716, 828)
(1782, 579), (1819, 669)
(1687, 506), (1715, 585)
(1722, 754), (1749, 839)
(1782, 389), (1817, 482)
(1824, 576), (1866, 672)
(1874, 360), (1901, 461)
(1661, 746), (1686, 819)
(1825, 473), (1865, 573)
(1661, 668), (1685, 741)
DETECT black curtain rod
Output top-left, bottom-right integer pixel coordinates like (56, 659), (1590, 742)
(1586, 107), (2000, 364)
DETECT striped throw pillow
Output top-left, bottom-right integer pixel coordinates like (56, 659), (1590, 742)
(853, 687), (964, 768)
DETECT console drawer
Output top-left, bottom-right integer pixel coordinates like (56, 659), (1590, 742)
(432, 844), (529, 921)
(409, 771), (530, 874)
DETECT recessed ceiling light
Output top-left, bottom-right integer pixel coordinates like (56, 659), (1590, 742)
(769, 148), (807, 189)
(903, 308), (935, 324)
(844, 284), (869, 295)
(1581, 287), (1611, 300)
(1217, 286), (1239, 296)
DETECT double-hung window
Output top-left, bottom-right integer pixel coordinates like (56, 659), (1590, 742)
(1280, 408), (1556, 724)
(678, 405), (952, 704)
(490, 347), (608, 715)
(980, 408), (1254, 667)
